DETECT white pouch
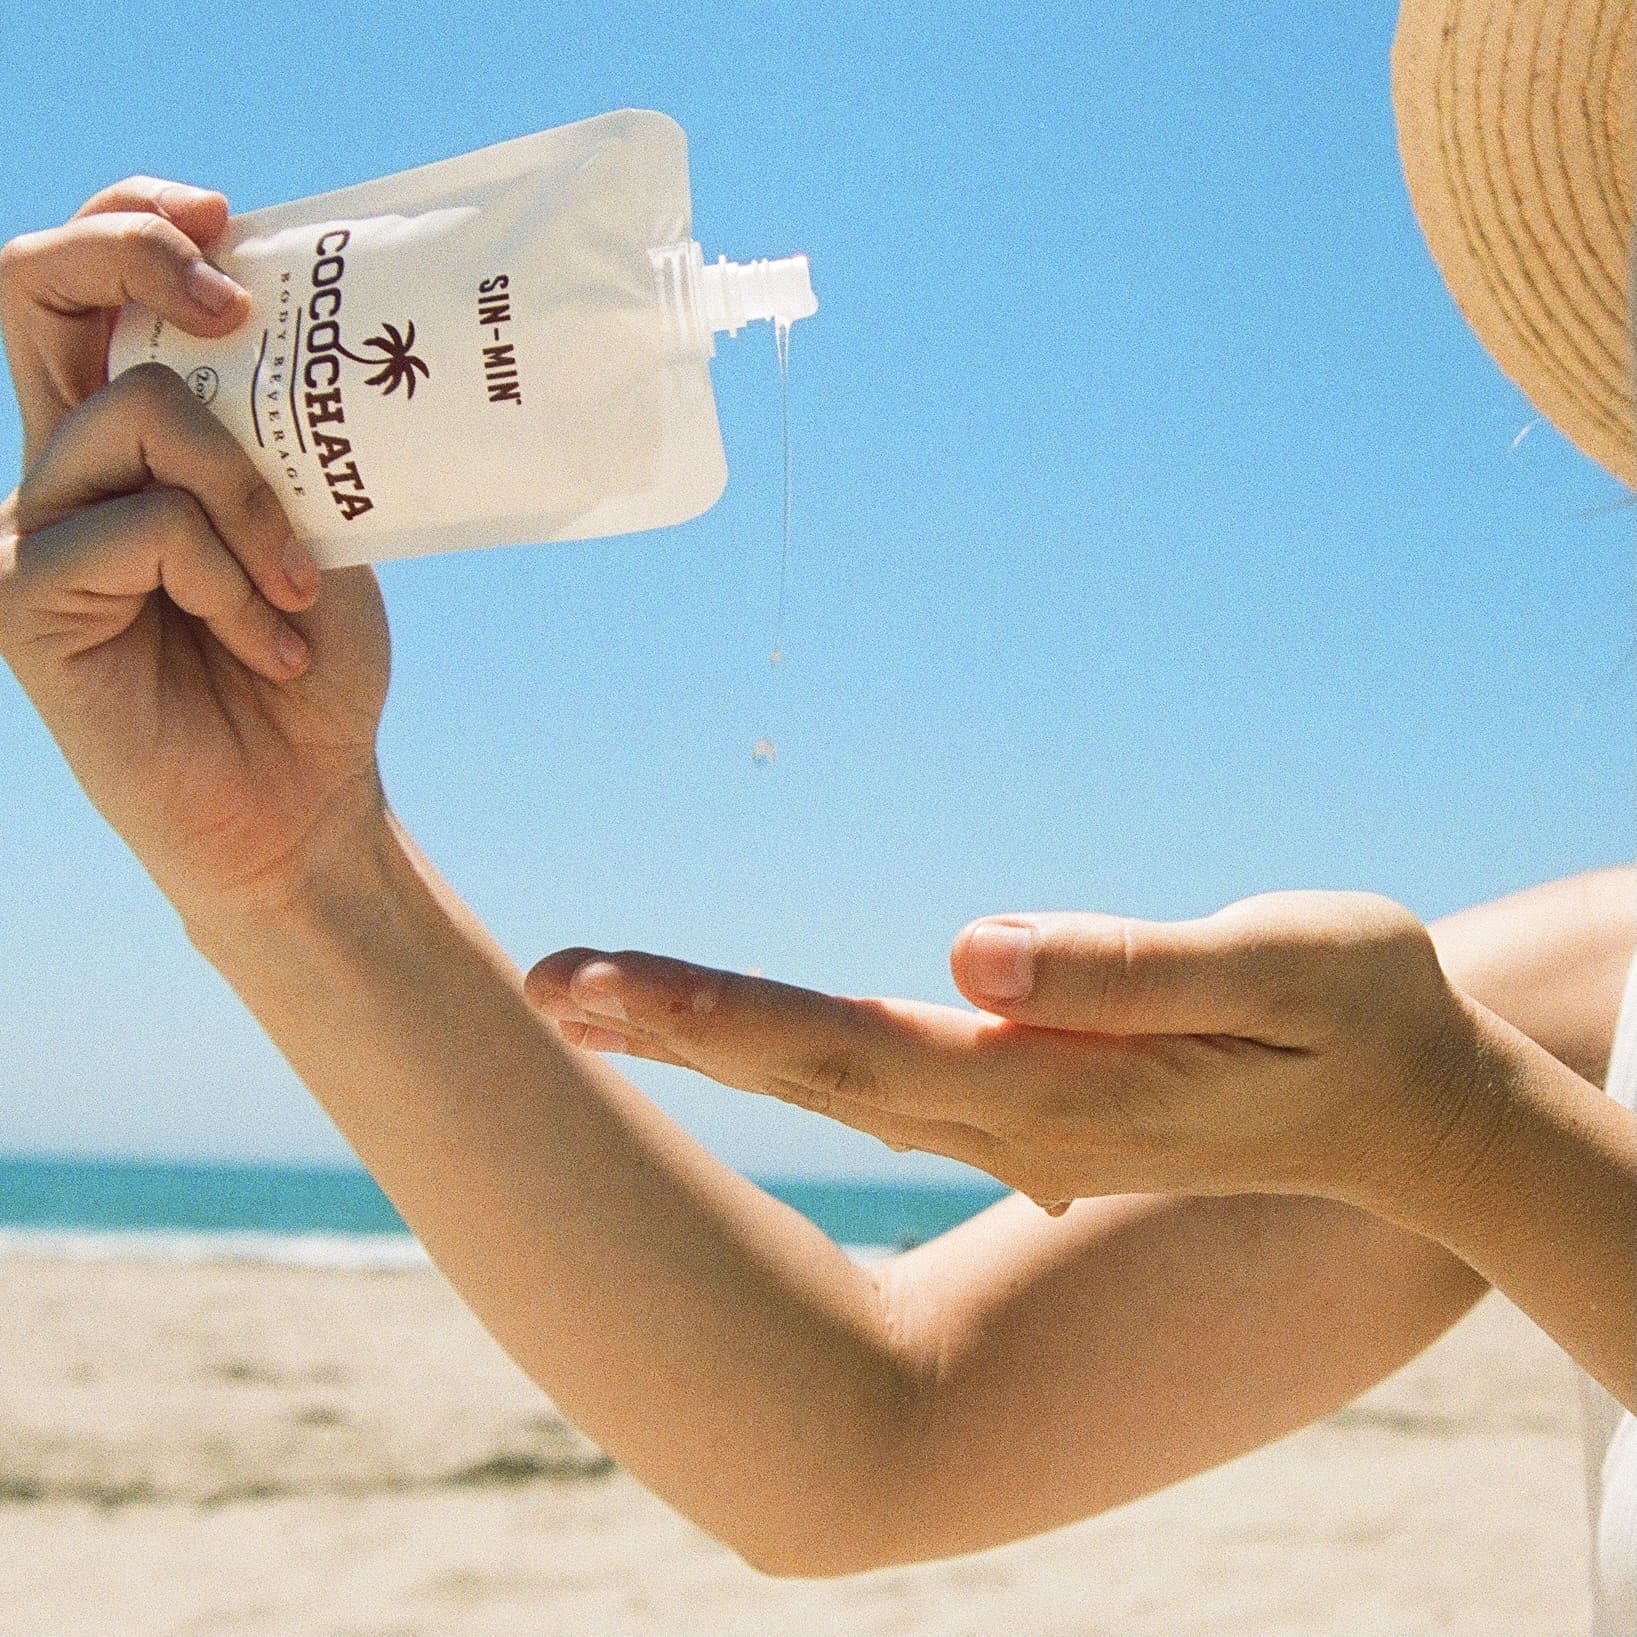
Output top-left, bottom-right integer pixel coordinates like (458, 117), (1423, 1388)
(108, 109), (816, 568)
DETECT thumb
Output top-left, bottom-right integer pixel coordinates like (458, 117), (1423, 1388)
(949, 908), (1299, 1040)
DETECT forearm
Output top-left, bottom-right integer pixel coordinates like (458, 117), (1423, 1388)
(186, 814), (911, 1573)
(1429, 865), (1636, 1085)
(1358, 1000), (1636, 1409)
(1405, 869), (1636, 1406)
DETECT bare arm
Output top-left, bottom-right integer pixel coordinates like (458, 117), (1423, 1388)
(187, 819), (912, 1574)
(1429, 865), (1634, 1086)
(197, 850), (1632, 1575)
(868, 873), (1632, 1566)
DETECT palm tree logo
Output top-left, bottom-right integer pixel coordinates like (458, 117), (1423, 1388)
(336, 321), (431, 399)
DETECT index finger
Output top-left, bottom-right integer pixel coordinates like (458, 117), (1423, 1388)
(1, 187), (249, 464)
(525, 948), (995, 1124)
(73, 177), (231, 238)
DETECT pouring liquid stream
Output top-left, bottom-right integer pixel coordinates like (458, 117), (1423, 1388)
(755, 318), (794, 767)
(772, 316), (792, 669)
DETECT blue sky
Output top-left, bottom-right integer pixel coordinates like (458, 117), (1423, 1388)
(0, 1), (1630, 1181)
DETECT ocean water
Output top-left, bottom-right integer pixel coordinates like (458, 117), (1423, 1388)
(0, 1154), (1008, 1267)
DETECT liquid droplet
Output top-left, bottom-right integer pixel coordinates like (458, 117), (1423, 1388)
(751, 738), (777, 767)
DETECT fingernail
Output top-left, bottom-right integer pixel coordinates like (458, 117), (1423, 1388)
(570, 962), (628, 1022)
(966, 923), (1035, 1000)
(156, 183), (213, 214)
(577, 1026), (629, 1054)
(283, 543), (319, 599)
(275, 623), (308, 673)
(185, 258), (243, 315)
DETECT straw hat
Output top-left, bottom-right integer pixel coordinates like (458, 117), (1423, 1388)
(1392, 0), (1634, 484)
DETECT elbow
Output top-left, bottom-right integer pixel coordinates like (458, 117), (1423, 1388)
(734, 1550), (845, 1581)
(728, 1265), (946, 1580)
(725, 1485), (934, 1579)
(720, 1481), (924, 1580)
(733, 1533), (906, 1581)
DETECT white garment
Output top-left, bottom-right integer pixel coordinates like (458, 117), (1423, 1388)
(1581, 953), (1637, 1636)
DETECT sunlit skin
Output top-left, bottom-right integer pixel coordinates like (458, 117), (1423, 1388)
(1, 181), (1632, 1578)
(525, 892), (1637, 1411)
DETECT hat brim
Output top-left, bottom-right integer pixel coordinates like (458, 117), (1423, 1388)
(1393, 0), (1634, 484)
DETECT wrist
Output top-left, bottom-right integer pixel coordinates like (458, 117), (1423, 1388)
(178, 792), (412, 974)
(1335, 993), (1508, 1225)
(1344, 990), (1620, 1246)
(1344, 992), (1636, 1405)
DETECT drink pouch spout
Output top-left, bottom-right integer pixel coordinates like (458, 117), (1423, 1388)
(648, 242), (818, 357)
(698, 252), (817, 336)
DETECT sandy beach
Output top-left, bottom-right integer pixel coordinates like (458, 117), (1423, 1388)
(0, 1250), (1591, 1636)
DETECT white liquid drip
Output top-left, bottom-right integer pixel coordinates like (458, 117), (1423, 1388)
(755, 320), (795, 769)
(772, 318), (792, 667)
